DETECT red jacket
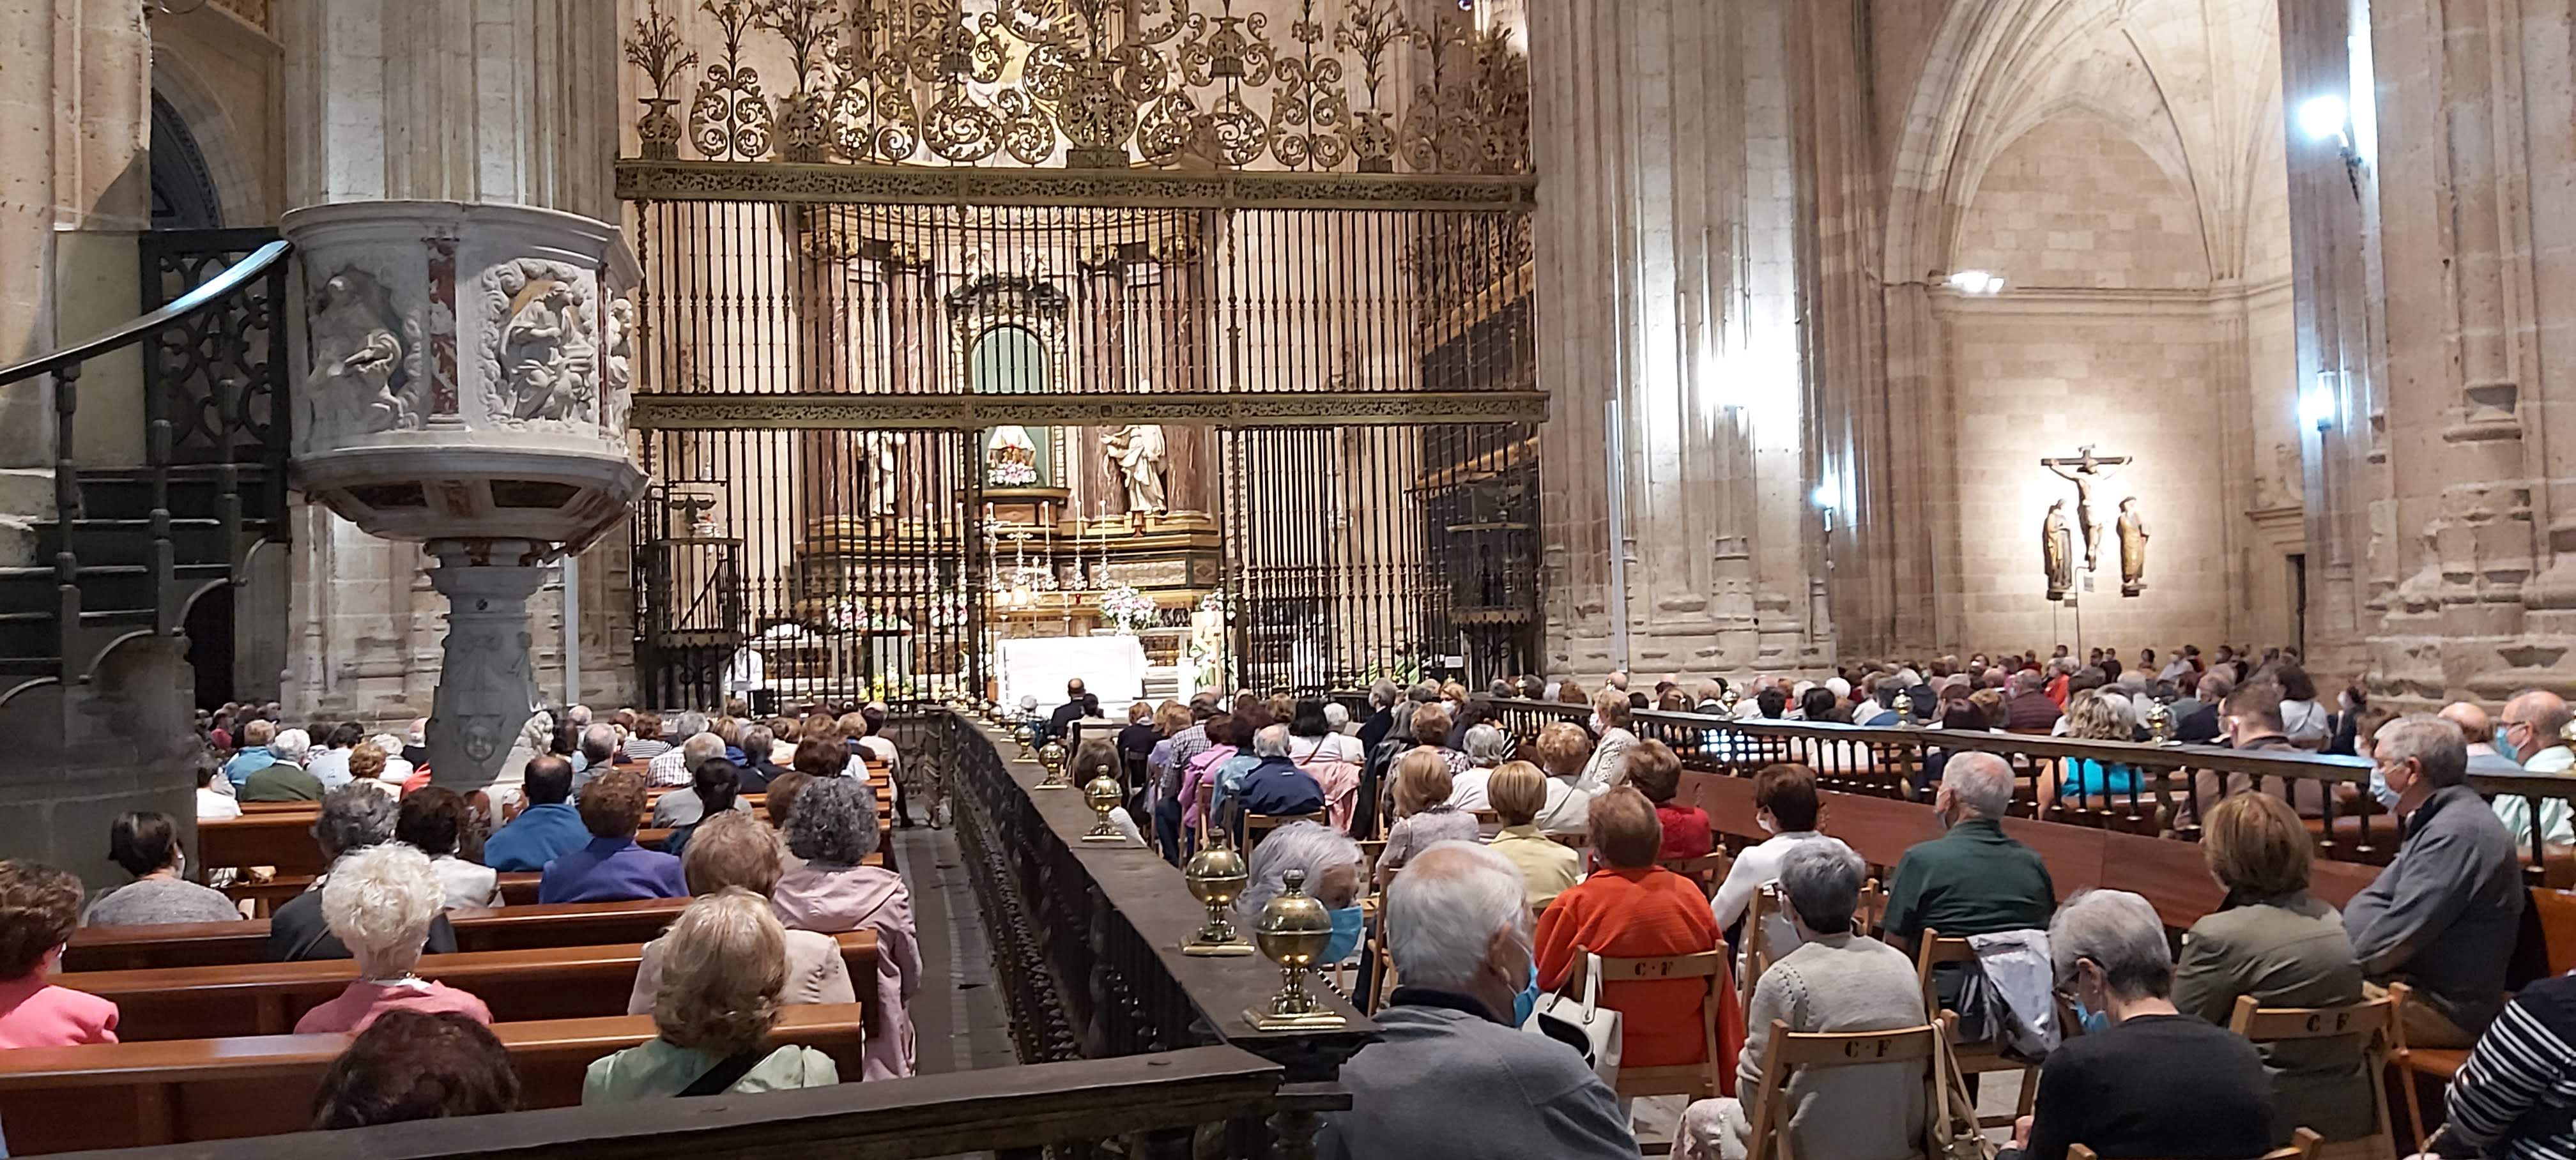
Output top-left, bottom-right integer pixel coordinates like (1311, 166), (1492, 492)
(1535, 866), (1742, 1081)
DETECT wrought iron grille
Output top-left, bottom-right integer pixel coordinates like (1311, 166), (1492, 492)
(139, 227), (290, 469)
(625, 169), (1538, 704)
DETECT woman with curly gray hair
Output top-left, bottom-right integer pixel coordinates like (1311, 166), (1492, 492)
(770, 777), (918, 1080)
(582, 889), (838, 1101)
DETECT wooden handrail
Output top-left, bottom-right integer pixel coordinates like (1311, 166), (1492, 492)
(0, 241), (291, 385)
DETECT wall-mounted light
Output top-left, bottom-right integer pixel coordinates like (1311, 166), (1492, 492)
(1946, 270), (2007, 296)
(2301, 370), (2340, 432)
(2299, 94), (2365, 198)
(2297, 96), (2350, 147)
(1811, 482), (1839, 510)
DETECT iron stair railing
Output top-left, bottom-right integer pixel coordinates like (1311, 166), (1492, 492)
(0, 239), (291, 687)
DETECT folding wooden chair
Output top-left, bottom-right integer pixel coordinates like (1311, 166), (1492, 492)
(1573, 947), (1733, 1102)
(2386, 982), (2467, 1154)
(1740, 1019), (1944, 1160)
(2068, 1129), (2319, 1160)
(1243, 811), (1328, 855)
(1912, 930), (2039, 1129)
(1659, 852), (1731, 901)
(1741, 883), (1785, 1003)
(2227, 995), (2395, 1160)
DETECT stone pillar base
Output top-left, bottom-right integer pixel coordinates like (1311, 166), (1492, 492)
(423, 539), (547, 790)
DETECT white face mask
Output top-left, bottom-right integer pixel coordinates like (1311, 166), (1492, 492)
(1590, 714), (1607, 734)
(1756, 811), (1778, 835)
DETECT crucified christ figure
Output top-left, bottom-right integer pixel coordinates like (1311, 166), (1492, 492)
(2041, 444), (2131, 574)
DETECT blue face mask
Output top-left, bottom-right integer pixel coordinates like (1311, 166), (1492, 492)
(1323, 905), (1365, 964)
(2369, 765), (2403, 811)
(1512, 958), (1540, 1025)
(2073, 999), (2111, 1035)
(2496, 726), (2522, 765)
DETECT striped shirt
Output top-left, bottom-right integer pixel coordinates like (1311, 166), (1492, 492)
(1158, 723), (1212, 802)
(2448, 974), (2576, 1160)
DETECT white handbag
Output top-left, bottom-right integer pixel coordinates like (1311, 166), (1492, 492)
(1522, 951), (1622, 1088)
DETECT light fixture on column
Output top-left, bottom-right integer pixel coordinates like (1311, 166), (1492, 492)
(2301, 371), (2341, 432)
(1945, 270), (2007, 296)
(2299, 95), (2365, 197)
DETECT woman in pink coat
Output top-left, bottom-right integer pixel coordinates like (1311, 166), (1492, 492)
(1177, 713), (1242, 838)
(0, 860), (118, 1048)
(770, 777), (920, 1080)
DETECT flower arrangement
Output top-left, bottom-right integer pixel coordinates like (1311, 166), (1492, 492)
(989, 458), (1038, 486)
(1099, 583), (1157, 634)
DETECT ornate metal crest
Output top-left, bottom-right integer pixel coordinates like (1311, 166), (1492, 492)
(624, 0), (1530, 174)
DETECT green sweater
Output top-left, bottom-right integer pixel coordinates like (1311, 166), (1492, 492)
(582, 1038), (839, 1102)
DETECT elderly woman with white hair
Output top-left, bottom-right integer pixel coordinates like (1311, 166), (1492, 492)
(1238, 821), (1366, 966)
(1319, 842), (1636, 1160)
(1998, 890), (2275, 1160)
(1443, 723), (1512, 814)
(291, 843), (493, 1033)
(772, 777), (920, 1080)
(1679, 839), (1924, 1160)
(240, 727), (324, 802)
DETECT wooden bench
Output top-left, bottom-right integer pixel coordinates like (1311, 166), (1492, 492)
(0, 1003), (871, 1154)
(66, 898), (697, 972)
(52, 931), (878, 1042)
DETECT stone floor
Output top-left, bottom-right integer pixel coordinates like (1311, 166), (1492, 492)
(894, 823), (1018, 1074)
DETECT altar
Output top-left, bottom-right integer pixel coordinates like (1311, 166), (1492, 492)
(999, 634), (1153, 718)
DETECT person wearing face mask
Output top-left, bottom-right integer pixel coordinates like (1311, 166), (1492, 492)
(2343, 714), (2524, 1049)
(82, 811), (243, 926)
(1238, 821), (1368, 975)
(1708, 765), (1828, 953)
(2000, 890), (2275, 1160)
(1321, 842), (1637, 1160)
(2450, 696), (2574, 859)
(1578, 689), (1639, 791)
(1678, 839), (1926, 1160)
(1880, 753), (2056, 1011)
(2176, 683), (2324, 829)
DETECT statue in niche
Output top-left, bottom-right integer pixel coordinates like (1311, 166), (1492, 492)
(2043, 500), (2074, 601)
(306, 269), (422, 437)
(986, 425), (1039, 486)
(599, 294), (634, 436)
(2117, 496), (2150, 597)
(1104, 424), (1170, 515)
(2041, 444), (2131, 572)
(862, 431), (907, 518)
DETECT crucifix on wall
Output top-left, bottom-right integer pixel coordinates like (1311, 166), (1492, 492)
(2040, 444), (2131, 576)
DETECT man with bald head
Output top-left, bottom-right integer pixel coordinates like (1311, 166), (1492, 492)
(2488, 691), (2576, 855)
(1881, 751), (2057, 987)
(2442, 702), (2526, 775)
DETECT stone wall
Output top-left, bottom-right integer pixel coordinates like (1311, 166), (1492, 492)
(0, 639), (199, 889)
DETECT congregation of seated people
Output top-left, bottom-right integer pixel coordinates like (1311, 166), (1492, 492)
(19, 653), (2576, 1158)
(0, 698), (923, 1139)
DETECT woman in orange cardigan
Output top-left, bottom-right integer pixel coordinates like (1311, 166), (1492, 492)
(1535, 788), (1744, 1090)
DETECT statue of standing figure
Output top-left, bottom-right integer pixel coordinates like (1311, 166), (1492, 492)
(861, 431), (907, 519)
(1104, 424), (1169, 516)
(2118, 497), (2150, 597)
(2043, 500), (2074, 601)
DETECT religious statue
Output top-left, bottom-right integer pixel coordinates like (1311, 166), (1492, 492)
(2043, 501), (2074, 601)
(986, 425), (1039, 486)
(481, 259), (599, 429)
(305, 269), (421, 438)
(2117, 497), (2150, 597)
(2041, 444), (2131, 572)
(862, 431), (907, 519)
(1104, 424), (1170, 515)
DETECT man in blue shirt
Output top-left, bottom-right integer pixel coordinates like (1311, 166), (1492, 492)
(221, 719), (280, 788)
(537, 767), (687, 903)
(483, 756), (590, 873)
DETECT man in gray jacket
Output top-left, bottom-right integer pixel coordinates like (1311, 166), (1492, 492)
(2345, 714), (2524, 1047)
(1320, 843), (1635, 1160)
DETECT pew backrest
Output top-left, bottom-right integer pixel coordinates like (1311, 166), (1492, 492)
(0, 1004), (871, 1154)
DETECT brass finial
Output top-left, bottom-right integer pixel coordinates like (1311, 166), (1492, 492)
(1242, 868), (1348, 1030)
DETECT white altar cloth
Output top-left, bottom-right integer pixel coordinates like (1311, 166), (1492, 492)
(998, 634), (1150, 717)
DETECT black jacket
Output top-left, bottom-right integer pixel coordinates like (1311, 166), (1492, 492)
(269, 884), (459, 961)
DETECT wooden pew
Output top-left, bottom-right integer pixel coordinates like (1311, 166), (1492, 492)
(52, 931), (878, 1042)
(0, 1003), (871, 1154)
(198, 814), (330, 879)
(66, 899), (696, 972)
